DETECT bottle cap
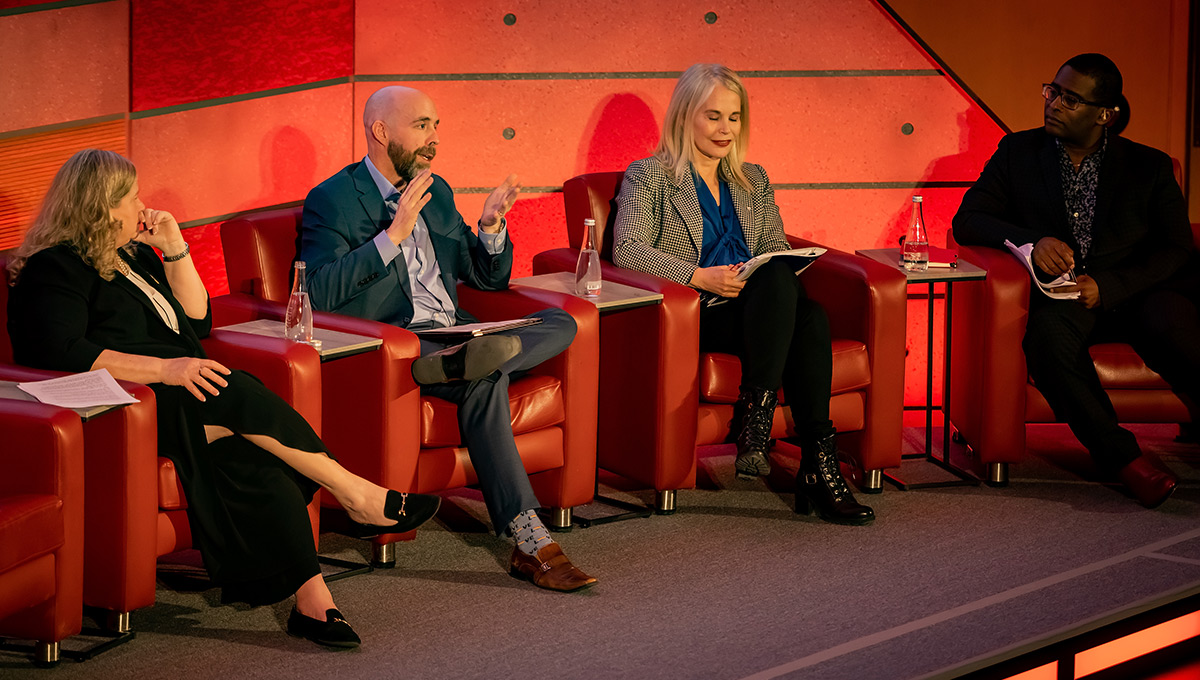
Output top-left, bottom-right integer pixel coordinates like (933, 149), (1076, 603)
(294, 260), (307, 269)
(583, 218), (596, 226)
(912, 196), (923, 203)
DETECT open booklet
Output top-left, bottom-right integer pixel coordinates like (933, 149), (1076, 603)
(412, 318), (543, 342)
(703, 247), (826, 307)
(1003, 240), (1080, 300)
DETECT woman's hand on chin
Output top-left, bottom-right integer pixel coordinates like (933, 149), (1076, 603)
(134, 208), (186, 255)
(159, 357), (231, 402)
(690, 264), (746, 298)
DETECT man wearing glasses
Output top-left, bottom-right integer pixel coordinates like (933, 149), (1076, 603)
(953, 53), (1198, 508)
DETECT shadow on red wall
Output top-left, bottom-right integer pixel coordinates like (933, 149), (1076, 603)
(508, 92), (660, 276)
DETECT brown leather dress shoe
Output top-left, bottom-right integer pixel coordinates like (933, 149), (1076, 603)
(1118, 456), (1178, 509)
(509, 543), (597, 592)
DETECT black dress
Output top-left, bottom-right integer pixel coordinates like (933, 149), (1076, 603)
(8, 243), (326, 606)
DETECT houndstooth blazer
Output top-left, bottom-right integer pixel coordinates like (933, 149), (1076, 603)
(612, 157), (791, 285)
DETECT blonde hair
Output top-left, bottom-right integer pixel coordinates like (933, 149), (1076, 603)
(653, 63), (751, 192)
(8, 149), (136, 284)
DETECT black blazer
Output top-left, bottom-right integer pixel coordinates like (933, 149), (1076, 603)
(952, 128), (1193, 310)
(299, 160), (512, 328)
(8, 243), (211, 373)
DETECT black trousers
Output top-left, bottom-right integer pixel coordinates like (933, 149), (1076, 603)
(698, 258), (833, 440)
(1023, 265), (1200, 473)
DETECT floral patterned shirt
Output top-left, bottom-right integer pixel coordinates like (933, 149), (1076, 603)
(1056, 133), (1107, 258)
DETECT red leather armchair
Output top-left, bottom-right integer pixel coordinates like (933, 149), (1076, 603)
(218, 207), (597, 562)
(533, 172), (907, 496)
(946, 229), (1199, 485)
(0, 400), (84, 667)
(0, 253), (321, 638)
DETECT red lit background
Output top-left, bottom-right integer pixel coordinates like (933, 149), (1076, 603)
(0, 0), (1190, 409)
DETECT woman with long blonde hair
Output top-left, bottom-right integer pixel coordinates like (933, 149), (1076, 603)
(8, 149), (441, 647)
(613, 64), (874, 525)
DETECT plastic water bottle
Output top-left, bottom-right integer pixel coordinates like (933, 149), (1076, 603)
(284, 261), (315, 344)
(574, 218), (602, 297)
(902, 195), (929, 272)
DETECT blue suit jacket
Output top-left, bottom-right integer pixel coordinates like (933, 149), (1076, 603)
(299, 160), (513, 327)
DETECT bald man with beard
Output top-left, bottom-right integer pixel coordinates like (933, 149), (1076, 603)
(300, 86), (596, 592)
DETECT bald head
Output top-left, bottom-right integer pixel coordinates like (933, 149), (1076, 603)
(363, 86), (441, 186)
(364, 86), (433, 145)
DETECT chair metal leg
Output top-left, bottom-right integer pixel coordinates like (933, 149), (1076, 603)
(654, 490), (677, 515)
(545, 507), (572, 532)
(987, 462), (1009, 487)
(34, 642), (59, 668)
(372, 541), (396, 568)
(860, 469), (883, 494)
(105, 610), (131, 634)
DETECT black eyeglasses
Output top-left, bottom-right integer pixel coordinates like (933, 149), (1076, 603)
(1041, 83), (1106, 111)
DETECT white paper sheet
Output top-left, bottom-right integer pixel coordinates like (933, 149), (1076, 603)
(17, 369), (140, 409)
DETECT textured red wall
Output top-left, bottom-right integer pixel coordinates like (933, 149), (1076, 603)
(1, 0), (1016, 410)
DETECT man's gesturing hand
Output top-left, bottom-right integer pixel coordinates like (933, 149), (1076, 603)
(479, 174), (521, 233)
(386, 169), (435, 245)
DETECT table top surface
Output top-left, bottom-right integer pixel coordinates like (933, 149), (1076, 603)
(217, 319), (382, 361)
(856, 248), (987, 283)
(513, 272), (663, 311)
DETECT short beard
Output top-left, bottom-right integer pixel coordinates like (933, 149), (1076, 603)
(387, 140), (435, 186)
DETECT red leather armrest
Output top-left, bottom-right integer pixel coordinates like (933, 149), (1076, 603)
(0, 364), (158, 614)
(945, 238), (1032, 464)
(201, 330), (323, 434)
(210, 293), (422, 489)
(530, 248), (701, 490)
(787, 236), (907, 472)
(0, 400), (84, 642)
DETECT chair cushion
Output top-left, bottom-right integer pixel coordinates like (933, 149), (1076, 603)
(0, 494), (63, 573)
(1090, 343), (1171, 389)
(417, 426), (565, 491)
(420, 375), (565, 448)
(700, 339), (870, 404)
(157, 457), (188, 511)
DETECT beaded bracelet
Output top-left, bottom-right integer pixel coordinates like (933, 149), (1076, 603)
(162, 243), (190, 262)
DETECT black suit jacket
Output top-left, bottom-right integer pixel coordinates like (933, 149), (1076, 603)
(8, 243), (211, 372)
(299, 160), (512, 328)
(952, 128), (1193, 309)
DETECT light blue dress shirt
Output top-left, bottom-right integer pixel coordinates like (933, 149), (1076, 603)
(363, 156), (507, 328)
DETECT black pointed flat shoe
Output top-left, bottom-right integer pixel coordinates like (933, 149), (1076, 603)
(287, 607), (361, 648)
(342, 490), (441, 539)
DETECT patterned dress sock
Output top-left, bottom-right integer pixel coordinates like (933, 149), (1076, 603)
(507, 508), (554, 556)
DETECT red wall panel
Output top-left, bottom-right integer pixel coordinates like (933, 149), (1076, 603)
(350, 78), (1000, 190)
(129, 85), (353, 227)
(0, 1), (129, 133)
(131, 0), (352, 111)
(0, 120), (128, 250)
(356, 0), (934, 74)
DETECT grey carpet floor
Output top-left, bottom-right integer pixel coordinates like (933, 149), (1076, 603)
(2, 424), (1198, 680)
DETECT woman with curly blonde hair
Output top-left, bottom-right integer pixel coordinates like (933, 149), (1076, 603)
(8, 149), (441, 647)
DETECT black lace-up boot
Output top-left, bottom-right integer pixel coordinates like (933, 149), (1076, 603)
(796, 430), (875, 525)
(733, 387), (777, 479)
